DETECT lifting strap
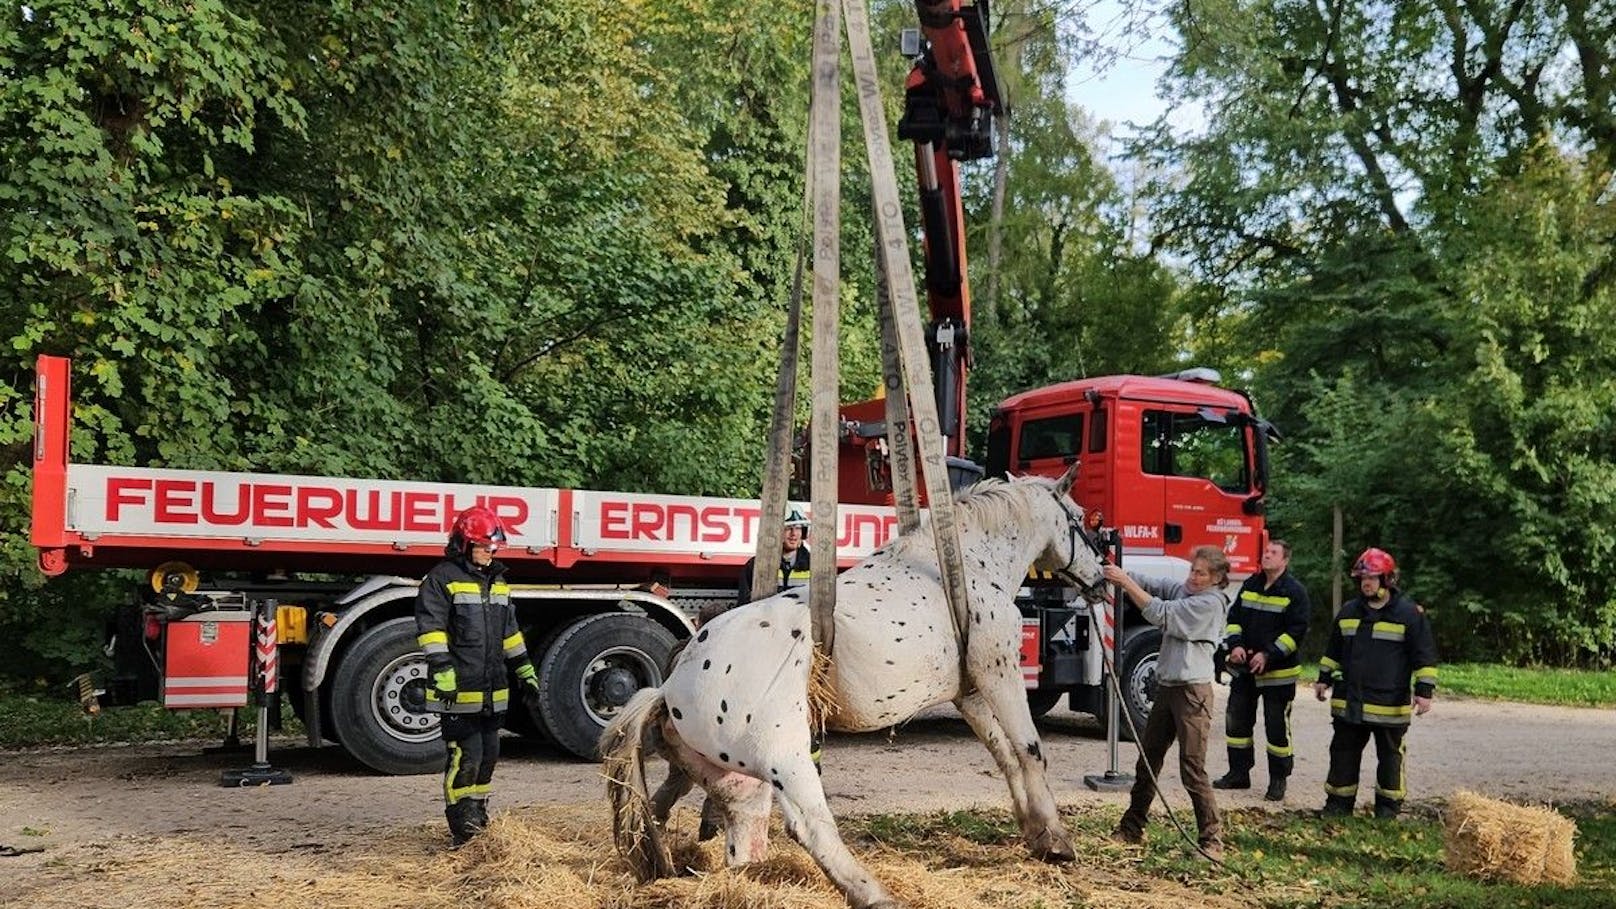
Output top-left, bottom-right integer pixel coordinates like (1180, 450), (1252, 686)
(842, 0), (974, 654)
(753, 0), (975, 666)
(875, 226), (920, 535)
(748, 239), (806, 607)
(806, 0), (842, 653)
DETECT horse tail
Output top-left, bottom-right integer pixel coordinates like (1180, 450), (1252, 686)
(600, 686), (676, 881)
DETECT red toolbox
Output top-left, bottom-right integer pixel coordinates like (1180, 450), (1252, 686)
(162, 610), (253, 708)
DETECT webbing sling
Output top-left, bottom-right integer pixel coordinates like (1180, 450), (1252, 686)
(806, 0), (842, 653)
(843, 0), (974, 654)
(748, 238), (806, 605)
(875, 225), (920, 534)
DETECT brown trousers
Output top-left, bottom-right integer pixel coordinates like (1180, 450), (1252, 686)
(1118, 681), (1222, 846)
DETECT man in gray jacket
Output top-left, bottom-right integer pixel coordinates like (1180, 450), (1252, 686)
(1105, 544), (1231, 860)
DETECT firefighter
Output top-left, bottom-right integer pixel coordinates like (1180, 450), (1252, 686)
(1106, 545), (1230, 861)
(689, 506), (815, 840)
(1214, 539), (1312, 801)
(1313, 547), (1439, 820)
(725, 506), (813, 615)
(415, 506), (540, 847)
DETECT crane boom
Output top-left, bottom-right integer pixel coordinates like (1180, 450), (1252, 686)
(898, 0), (999, 456)
(836, 0), (1000, 502)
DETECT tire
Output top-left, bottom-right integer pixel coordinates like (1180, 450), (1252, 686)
(536, 612), (678, 760)
(503, 623), (564, 743)
(329, 617), (443, 775)
(1116, 627), (1163, 743)
(1027, 688), (1064, 719)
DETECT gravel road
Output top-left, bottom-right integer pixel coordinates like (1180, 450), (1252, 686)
(3, 691), (1613, 868)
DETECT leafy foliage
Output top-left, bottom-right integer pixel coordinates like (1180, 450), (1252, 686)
(1137, 0), (1616, 665)
(7, 0), (1613, 683)
(0, 0), (821, 681)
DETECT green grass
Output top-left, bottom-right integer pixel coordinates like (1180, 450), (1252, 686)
(852, 804), (1616, 908)
(0, 692), (301, 749)
(1435, 663), (1616, 707)
(1296, 662), (1616, 708)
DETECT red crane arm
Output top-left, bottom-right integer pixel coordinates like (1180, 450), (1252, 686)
(897, 0), (1000, 456)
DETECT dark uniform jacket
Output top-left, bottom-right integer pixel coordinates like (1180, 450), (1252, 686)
(734, 544), (812, 608)
(1317, 591), (1438, 726)
(415, 556), (528, 714)
(1223, 570), (1312, 688)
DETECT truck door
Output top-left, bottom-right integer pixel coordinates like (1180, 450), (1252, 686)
(1140, 407), (1261, 576)
(1116, 401), (1167, 558)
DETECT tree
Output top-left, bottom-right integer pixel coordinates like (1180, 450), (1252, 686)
(1135, 0), (1616, 663)
(0, 0), (817, 683)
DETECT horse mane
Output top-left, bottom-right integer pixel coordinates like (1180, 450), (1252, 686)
(883, 475), (1057, 558)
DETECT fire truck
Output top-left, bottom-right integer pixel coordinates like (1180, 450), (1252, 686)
(29, 361), (1271, 775)
(26, 2), (1277, 776)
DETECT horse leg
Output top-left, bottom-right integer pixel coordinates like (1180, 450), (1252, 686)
(660, 719), (772, 859)
(649, 761), (694, 825)
(969, 667), (1074, 862)
(770, 751), (904, 909)
(717, 774), (773, 866)
(955, 690), (1032, 833)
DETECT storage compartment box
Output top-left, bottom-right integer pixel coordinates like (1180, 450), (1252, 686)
(162, 610), (253, 708)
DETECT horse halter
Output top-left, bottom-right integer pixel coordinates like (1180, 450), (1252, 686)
(1049, 488), (1107, 592)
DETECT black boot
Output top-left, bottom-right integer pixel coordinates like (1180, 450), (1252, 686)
(446, 801), (476, 848)
(1374, 797), (1402, 820)
(1263, 777), (1287, 801)
(466, 798), (489, 836)
(1318, 794), (1354, 818)
(1212, 772), (1251, 790)
(697, 795), (722, 841)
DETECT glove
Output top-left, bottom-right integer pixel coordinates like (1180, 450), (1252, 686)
(430, 667), (458, 706)
(515, 662), (541, 713)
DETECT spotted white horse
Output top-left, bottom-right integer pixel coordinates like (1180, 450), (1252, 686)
(601, 466), (1107, 909)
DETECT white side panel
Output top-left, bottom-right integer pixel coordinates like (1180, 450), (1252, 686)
(65, 464), (560, 548)
(572, 491), (898, 559)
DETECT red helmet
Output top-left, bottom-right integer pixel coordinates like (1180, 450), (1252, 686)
(1351, 547), (1397, 579)
(451, 506), (507, 550)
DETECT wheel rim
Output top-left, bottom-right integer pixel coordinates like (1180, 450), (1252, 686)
(579, 645), (663, 727)
(1126, 652), (1159, 722)
(371, 653), (440, 743)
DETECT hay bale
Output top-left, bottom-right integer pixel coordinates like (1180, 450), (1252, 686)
(1443, 790), (1577, 885)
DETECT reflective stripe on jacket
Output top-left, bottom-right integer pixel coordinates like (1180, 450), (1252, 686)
(1317, 591), (1439, 726)
(415, 556), (526, 714)
(1223, 570), (1312, 682)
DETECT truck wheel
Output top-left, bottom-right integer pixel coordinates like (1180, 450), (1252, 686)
(329, 617), (443, 775)
(1027, 688), (1064, 719)
(1116, 627), (1162, 742)
(503, 623), (564, 743)
(536, 612), (678, 760)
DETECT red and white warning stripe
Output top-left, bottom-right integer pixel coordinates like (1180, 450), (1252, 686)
(1089, 595), (1116, 656)
(256, 609), (280, 695)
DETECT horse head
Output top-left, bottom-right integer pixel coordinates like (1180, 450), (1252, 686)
(1027, 462), (1107, 600)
